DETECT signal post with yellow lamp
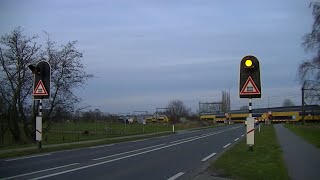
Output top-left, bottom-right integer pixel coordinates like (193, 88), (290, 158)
(239, 55), (261, 151)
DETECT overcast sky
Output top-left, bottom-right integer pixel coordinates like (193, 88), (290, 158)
(0, 0), (315, 113)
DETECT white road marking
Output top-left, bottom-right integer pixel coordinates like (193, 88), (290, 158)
(223, 143), (231, 149)
(5, 154), (51, 162)
(93, 143), (166, 160)
(1, 163), (79, 180)
(131, 139), (147, 143)
(201, 152), (216, 162)
(170, 126), (240, 144)
(159, 135), (170, 138)
(31, 126), (242, 179)
(170, 136), (199, 144)
(241, 134), (245, 137)
(167, 172), (185, 180)
(89, 144), (114, 149)
(94, 126), (241, 161)
(234, 138), (239, 142)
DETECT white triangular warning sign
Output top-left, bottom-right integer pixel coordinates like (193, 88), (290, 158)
(33, 80), (48, 95)
(240, 76), (260, 95)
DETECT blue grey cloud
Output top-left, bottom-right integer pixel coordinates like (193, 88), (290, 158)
(0, 0), (314, 113)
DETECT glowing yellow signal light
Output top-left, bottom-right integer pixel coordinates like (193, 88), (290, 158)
(245, 59), (253, 67)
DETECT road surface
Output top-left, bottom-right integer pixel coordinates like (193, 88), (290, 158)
(0, 124), (245, 180)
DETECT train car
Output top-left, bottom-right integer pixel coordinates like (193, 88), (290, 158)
(156, 115), (170, 123)
(145, 116), (154, 123)
(200, 114), (215, 121)
(227, 105), (320, 123)
(145, 115), (170, 123)
(215, 114), (226, 123)
(199, 105), (319, 124)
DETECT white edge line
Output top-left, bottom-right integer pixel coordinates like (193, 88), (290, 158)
(168, 172), (185, 180)
(201, 152), (216, 162)
(131, 139), (147, 143)
(170, 136), (200, 144)
(89, 144), (114, 149)
(5, 153), (51, 162)
(234, 138), (239, 142)
(1, 163), (79, 180)
(223, 143), (231, 149)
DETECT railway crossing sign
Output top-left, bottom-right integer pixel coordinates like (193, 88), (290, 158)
(29, 61), (51, 100)
(33, 80), (48, 96)
(240, 76), (260, 95)
(239, 55), (261, 98)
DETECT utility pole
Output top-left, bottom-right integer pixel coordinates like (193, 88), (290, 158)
(228, 88), (231, 111)
(302, 87), (305, 124)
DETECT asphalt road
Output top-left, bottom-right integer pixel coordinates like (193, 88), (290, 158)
(0, 124), (245, 180)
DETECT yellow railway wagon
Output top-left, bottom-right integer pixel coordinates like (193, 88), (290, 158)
(200, 115), (215, 121)
(299, 111), (320, 122)
(230, 113), (248, 123)
(157, 115), (170, 123)
(215, 115), (226, 123)
(145, 116), (155, 123)
(271, 111), (299, 122)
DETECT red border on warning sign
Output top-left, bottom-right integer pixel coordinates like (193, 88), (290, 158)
(240, 76), (260, 95)
(33, 80), (48, 95)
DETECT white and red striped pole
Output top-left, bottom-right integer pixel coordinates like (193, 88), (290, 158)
(247, 97), (254, 151)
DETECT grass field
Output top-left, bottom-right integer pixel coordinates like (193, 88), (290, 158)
(211, 125), (289, 180)
(284, 123), (320, 148)
(0, 120), (214, 149)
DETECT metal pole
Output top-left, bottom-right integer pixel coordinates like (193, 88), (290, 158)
(228, 88), (231, 111)
(38, 99), (42, 149)
(302, 87), (305, 124)
(249, 98), (252, 118)
(248, 98), (253, 151)
(124, 119), (126, 134)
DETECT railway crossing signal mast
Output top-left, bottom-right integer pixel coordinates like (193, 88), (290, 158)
(239, 55), (261, 151)
(29, 60), (51, 149)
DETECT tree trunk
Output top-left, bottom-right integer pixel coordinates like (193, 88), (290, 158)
(9, 107), (21, 143)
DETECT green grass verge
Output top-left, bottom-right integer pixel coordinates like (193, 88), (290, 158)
(0, 132), (173, 159)
(284, 123), (320, 148)
(211, 125), (289, 180)
(1, 121), (216, 149)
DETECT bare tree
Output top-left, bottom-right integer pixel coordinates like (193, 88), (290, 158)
(0, 27), (93, 143)
(0, 27), (40, 142)
(0, 96), (8, 144)
(40, 34), (93, 129)
(298, 3), (320, 103)
(167, 99), (189, 123)
(282, 99), (295, 107)
(221, 91), (230, 113)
